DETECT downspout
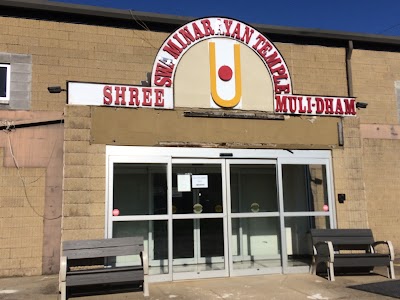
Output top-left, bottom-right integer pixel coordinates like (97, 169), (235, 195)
(346, 40), (354, 97)
(338, 40), (354, 147)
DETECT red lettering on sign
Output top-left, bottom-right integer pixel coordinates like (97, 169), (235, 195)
(275, 95), (288, 113)
(179, 26), (196, 45)
(316, 98), (324, 114)
(103, 86), (112, 105)
(298, 97), (306, 113)
(265, 52), (282, 70)
(192, 22), (205, 40)
(154, 61), (174, 87)
(288, 96), (297, 113)
(173, 33), (188, 49)
(114, 87), (126, 105)
(231, 23), (241, 40)
(201, 19), (214, 36)
(154, 89), (165, 107)
(142, 88), (152, 106)
(344, 99), (356, 115)
(257, 41), (273, 57)
(325, 98), (334, 114)
(306, 97), (312, 113)
(163, 39), (184, 59)
(241, 26), (254, 44)
(275, 84), (290, 94)
(335, 99), (344, 114)
(252, 34), (266, 50)
(129, 87), (139, 106)
(224, 19), (233, 37)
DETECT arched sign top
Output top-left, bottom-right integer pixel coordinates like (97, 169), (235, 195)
(67, 16), (357, 116)
(151, 17), (292, 96)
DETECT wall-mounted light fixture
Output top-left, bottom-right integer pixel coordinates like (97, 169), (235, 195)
(356, 102), (368, 109)
(47, 86), (66, 94)
(338, 193), (346, 203)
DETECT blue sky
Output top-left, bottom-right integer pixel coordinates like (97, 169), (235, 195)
(52, 0), (400, 36)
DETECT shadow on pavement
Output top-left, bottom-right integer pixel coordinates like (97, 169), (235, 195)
(349, 279), (400, 299)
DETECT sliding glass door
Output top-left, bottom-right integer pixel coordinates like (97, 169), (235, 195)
(278, 158), (335, 273)
(227, 160), (282, 276)
(106, 147), (336, 280)
(171, 159), (228, 280)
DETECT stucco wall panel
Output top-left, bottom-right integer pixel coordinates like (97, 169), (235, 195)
(90, 107), (340, 149)
(0, 111), (63, 276)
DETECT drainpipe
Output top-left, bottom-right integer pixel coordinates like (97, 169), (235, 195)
(346, 40), (354, 97)
(338, 40), (354, 147)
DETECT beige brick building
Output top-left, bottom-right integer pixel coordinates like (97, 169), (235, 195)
(0, 0), (400, 280)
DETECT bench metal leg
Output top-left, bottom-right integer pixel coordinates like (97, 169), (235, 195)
(310, 257), (316, 275)
(388, 261), (396, 279)
(310, 263), (316, 275)
(59, 282), (66, 300)
(143, 276), (149, 297)
(327, 262), (335, 281)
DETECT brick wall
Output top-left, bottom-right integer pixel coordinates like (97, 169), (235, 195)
(0, 148), (45, 277)
(63, 105), (106, 241)
(277, 44), (348, 96)
(353, 49), (400, 253)
(352, 50), (400, 124)
(332, 118), (368, 229)
(0, 16), (168, 111)
(0, 16), (167, 275)
(362, 139), (400, 249)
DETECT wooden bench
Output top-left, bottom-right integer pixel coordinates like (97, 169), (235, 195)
(59, 237), (149, 300)
(310, 229), (395, 281)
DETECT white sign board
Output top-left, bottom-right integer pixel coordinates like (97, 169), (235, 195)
(177, 174), (191, 192)
(67, 82), (173, 109)
(192, 175), (208, 188)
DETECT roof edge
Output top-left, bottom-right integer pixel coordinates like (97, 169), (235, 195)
(1, 0), (400, 46)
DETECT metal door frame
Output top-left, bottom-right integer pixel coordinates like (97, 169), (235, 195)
(277, 157), (336, 274)
(226, 159), (282, 276)
(171, 158), (229, 280)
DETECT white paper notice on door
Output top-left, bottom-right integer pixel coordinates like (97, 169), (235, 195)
(177, 174), (191, 192)
(192, 175), (208, 188)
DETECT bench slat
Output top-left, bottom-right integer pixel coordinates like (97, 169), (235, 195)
(67, 269), (144, 286)
(64, 244), (143, 259)
(334, 255), (390, 267)
(63, 237), (143, 250)
(311, 229), (373, 237)
(311, 229), (375, 249)
(67, 266), (143, 275)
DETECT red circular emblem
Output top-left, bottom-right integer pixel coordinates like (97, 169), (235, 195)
(218, 65), (233, 81)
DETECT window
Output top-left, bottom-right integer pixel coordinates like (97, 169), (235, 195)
(0, 64), (10, 103)
(0, 52), (32, 109)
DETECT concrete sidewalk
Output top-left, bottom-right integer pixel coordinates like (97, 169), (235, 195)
(0, 268), (398, 300)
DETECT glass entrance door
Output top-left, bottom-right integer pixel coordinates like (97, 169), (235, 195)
(278, 158), (335, 274)
(227, 160), (282, 276)
(171, 159), (228, 280)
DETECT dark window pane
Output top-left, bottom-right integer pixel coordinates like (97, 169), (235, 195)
(0, 67), (7, 98)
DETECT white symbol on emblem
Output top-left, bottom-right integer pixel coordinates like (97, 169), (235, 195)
(214, 19), (226, 35)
